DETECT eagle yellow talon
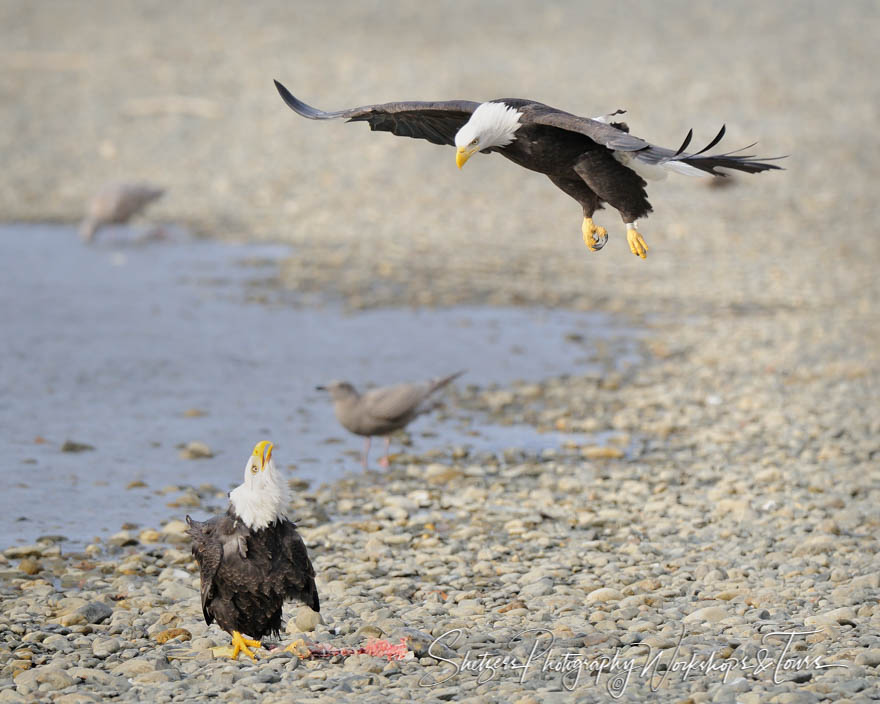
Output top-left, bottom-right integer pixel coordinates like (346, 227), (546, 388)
(626, 228), (648, 259)
(581, 217), (608, 252)
(230, 630), (262, 661)
(283, 638), (311, 658)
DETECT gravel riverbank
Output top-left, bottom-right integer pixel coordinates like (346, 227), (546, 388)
(2, 1), (879, 701)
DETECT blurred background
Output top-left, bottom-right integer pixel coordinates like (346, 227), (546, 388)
(1, 1), (877, 545)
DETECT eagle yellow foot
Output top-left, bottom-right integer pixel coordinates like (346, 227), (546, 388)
(223, 630), (261, 660)
(626, 228), (648, 259)
(283, 638), (311, 658)
(581, 217), (608, 252)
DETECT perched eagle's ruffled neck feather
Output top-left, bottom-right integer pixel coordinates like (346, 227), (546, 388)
(229, 459), (288, 531)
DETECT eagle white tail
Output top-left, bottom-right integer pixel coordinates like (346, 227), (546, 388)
(617, 124), (784, 180)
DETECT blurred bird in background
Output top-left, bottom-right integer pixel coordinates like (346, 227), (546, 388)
(79, 181), (165, 242)
(317, 371), (465, 468)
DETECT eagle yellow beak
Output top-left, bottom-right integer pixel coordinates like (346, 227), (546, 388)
(252, 440), (273, 471)
(456, 146), (475, 169)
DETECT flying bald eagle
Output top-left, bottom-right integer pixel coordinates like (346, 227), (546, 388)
(275, 80), (783, 258)
(186, 441), (319, 660)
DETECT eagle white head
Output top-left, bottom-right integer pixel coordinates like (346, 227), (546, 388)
(454, 102), (522, 168)
(229, 440), (289, 531)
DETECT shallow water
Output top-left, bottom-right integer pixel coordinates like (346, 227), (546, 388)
(0, 225), (642, 548)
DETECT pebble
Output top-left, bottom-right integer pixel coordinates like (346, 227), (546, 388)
(110, 658), (163, 678)
(77, 602), (114, 625)
(1, 5), (876, 703)
(61, 440), (95, 453)
(133, 670), (181, 684)
(154, 628), (191, 644)
(580, 445), (624, 460)
(14, 666), (78, 694)
(293, 607), (322, 633)
(159, 520), (191, 545)
(107, 530), (138, 548)
(56, 694), (101, 704)
(139, 529), (162, 543)
(161, 582), (197, 600)
(684, 606), (728, 623)
(4, 545), (44, 559)
(586, 587), (623, 604)
(179, 441), (215, 460)
(804, 607), (856, 627)
(17, 558), (41, 575)
(91, 638), (121, 658)
(341, 653), (384, 673)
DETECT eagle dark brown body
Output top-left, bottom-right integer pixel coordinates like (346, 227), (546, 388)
(187, 507), (319, 640)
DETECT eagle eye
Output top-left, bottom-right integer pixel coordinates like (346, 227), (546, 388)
(250, 464), (259, 474)
(469, 137), (479, 146)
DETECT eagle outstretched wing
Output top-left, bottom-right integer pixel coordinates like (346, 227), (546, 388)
(274, 80), (479, 146)
(526, 105), (784, 175)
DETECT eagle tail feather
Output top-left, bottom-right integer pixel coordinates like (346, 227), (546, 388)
(671, 128), (694, 158)
(656, 125), (785, 176)
(690, 125), (727, 157)
(679, 152), (786, 175)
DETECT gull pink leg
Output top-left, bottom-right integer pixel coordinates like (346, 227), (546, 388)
(362, 436), (371, 469)
(378, 437), (391, 467)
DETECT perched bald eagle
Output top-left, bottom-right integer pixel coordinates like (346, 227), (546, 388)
(186, 441), (319, 660)
(275, 80), (783, 259)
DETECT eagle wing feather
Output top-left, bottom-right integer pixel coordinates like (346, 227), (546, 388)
(278, 520), (320, 612)
(275, 81), (478, 146)
(186, 516), (224, 626)
(527, 106), (783, 174)
(525, 106), (652, 152)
